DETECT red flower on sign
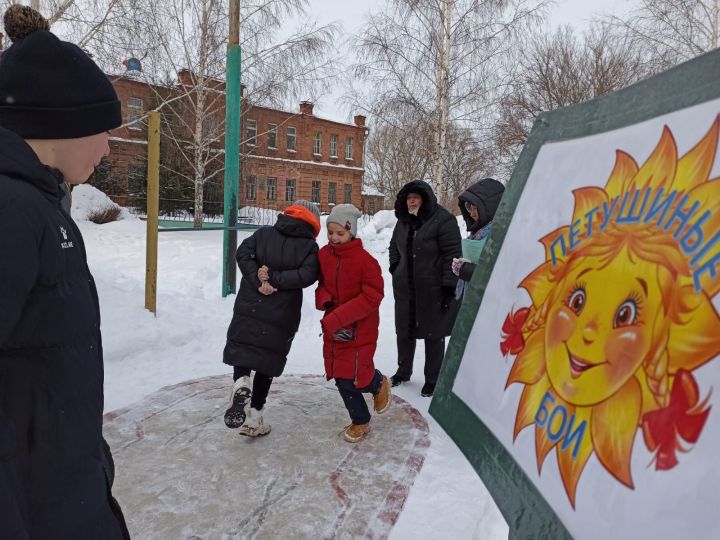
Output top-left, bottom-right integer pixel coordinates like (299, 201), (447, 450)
(500, 307), (530, 357)
(642, 369), (711, 470)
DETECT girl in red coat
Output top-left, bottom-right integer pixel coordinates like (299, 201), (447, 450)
(316, 204), (392, 443)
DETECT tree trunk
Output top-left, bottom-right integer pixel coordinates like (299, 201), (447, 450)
(432, 0), (452, 199)
(713, 0), (719, 49)
(193, 86), (207, 228)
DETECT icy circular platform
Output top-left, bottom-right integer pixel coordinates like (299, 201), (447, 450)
(103, 374), (430, 539)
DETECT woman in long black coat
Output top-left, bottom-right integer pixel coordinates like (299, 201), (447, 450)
(389, 180), (462, 396)
(223, 202), (320, 435)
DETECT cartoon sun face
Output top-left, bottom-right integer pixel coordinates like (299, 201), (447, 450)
(501, 117), (720, 507)
(545, 253), (663, 406)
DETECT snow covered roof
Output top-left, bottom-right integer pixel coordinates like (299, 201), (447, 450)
(362, 185), (385, 196)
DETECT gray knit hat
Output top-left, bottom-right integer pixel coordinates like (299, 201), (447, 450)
(293, 199), (320, 221)
(327, 204), (362, 237)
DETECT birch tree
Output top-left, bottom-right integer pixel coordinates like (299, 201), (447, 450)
(139, 0), (338, 227)
(349, 0), (547, 197)
(365, 104), (490, 209)
(610, 0), (719, 70)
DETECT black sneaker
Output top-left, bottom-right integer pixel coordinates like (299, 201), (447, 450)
(390, 374), (409, 387)
(420, 383), (436, 397)
(224, 376), (252, 428)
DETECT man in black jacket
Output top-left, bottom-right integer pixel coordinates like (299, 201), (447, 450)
(388, 180), (462, 396)
(0, 5), (129, 539)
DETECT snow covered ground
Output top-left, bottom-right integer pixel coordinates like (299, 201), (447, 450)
(72, 185), (508, 539)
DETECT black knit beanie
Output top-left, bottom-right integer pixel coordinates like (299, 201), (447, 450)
(0, 5), (121, 139)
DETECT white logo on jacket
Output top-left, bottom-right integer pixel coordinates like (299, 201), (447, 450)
(59, 225), (74, 249)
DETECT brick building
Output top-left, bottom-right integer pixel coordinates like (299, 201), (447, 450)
(99, 64), (368, 216)
(240, 101), (367, 214)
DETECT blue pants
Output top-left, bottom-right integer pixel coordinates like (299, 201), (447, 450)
(335, 369), (383, 425)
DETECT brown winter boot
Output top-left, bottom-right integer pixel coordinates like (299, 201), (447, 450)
(373, 375), (392, 414)
(343, 422), (370, 443)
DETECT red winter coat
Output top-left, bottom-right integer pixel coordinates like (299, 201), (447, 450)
(316, 239), (384, 388)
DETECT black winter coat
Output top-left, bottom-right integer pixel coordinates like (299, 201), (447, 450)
(0, 128), (128, 539)
(223, 214), (319, 376)
(389, 180), (462, 339)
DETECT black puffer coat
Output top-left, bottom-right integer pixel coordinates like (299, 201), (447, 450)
(0, 127), (128, 539)
(389, 180), (462, 339)
(223, 214), (319, 376)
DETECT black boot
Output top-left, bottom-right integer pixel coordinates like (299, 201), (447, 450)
(390, 373), (409, 387)
(420, 382), (436, 397)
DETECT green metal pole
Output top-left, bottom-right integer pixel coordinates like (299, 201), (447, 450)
(222, 0), (241, 297)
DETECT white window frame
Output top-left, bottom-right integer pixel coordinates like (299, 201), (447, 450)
(311, 180), (321, 203)
(285, 178), (296, 201)
(246, 176), (257, 200)
(246, 119), (257, 146)
(267, 123), (277, 149)
(330, 134), (338, 157)
(286, 126), (296, 152)
(313, 132), (322, 155)
(127, 97), (143, 130)
(345, 137), (353, 160)
(267, 177), (277, 200)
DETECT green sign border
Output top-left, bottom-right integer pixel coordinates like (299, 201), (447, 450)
(429, 49), (720, 539)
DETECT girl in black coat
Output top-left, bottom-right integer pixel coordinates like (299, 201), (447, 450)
(388, 180), (462, 396)
(223, 201), (320, 436)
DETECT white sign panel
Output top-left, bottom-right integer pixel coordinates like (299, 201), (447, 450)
(454, 98), (720, 539)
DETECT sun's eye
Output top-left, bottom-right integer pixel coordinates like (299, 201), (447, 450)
(614, 300), (638, 328)
(567, 288), (585, 314)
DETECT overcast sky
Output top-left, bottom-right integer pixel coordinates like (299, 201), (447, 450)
(302, 0), (640, 122)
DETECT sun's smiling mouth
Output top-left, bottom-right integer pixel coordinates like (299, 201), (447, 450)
(566, 347), (604, 379)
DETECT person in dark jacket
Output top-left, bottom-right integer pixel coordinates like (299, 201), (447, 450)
(0, 5), (129, 539)
(388, 180), (462, 396)
(452, 178), (505, 297)
(316, 204), (391, 443)
(223, 200), (320, 436)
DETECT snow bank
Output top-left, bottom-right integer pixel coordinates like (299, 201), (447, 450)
(370, 209), (397, 233)
(71, 184), (130, 221)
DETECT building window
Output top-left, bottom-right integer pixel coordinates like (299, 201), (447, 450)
(344, 184), (352, 204)
(267, 123), (277, 149)
(285, 178), (296, 201)
(287, 127), (296, 151)
(267, 177), (277, 200)
(127, 97), (143, 130)
(246, 119), (256, 146)
(313, 132), (322, 155)
(328, 182), (337, 205)
(330, 134), (338, 157)
(202, 113), (220, 137)
(246, 175), (257, 200)
(368, 201), (376, 214)
(345, 137), (353, 160)
(311, 180), (321, 203)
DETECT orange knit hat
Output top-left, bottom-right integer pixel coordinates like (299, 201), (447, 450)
(284, 205), (321, 237)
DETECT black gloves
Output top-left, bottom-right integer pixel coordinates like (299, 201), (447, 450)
(441, 287), (455, 313)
